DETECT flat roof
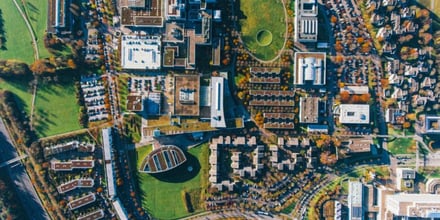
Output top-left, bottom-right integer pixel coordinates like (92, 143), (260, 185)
(299, 97), (319, 123)
(173, 75), (200, 116)
(340, 86), (369, 95)
(294, 52), (326, 85)
(121, 35), (161, 70)
(68, 193), (96, 210)
(102, 128), (112, 161)
(211, 77), (226, 128)
(127, 95), (143, 111)
(339, 104), (370, 124)
(77, 209), (104, 220)
(120, 0), (164, 27)
(425, 116), (440, 133)
(348, 138), (372, 153)
(112, 199), (129, 220)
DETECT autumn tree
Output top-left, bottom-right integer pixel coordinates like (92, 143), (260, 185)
(30, 59), (54, 75)
(403, 121), (411, 129)
(320, 151), (337, 166)
(340, 91), (350, 103)
(67, 59), (77, 69)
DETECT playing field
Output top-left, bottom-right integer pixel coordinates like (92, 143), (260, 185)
(240, 0), (286, 61)
(21, 0), (51, 59)
(0, 77), (33, 114)
(0, 1), (34, 63)
(33, 80), (82, 137)
(136, 143), (209, 219)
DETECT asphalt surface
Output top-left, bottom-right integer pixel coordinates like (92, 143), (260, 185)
(0, 118), (49, 220)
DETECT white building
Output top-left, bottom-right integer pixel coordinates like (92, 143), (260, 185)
(295, 0), (318, 42)
(348, 181), (364, 220)
(121, 35), (161, 70)
(386, 194), (440, 218)
(210, 76), (226, 128)
(338, 104), (370, 124)
(102, 128), (116, 199)
(294, 52), (326, 85)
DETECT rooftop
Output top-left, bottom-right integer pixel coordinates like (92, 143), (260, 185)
(299, 97), (319, 123)
(339, 104), (370, 124)
(140, 145), (187, 173)
(211, 77), (226, 128)
(127, 95), (144, 111)
(348, 138), (372, 153)
(294, 52), (326, 85)
(120, 0), (164, 27)
(121, 35), (161, 70)
(173, 75), (200, 116)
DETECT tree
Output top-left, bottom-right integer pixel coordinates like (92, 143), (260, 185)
(320, 151), (337, 166)
(67, 59), (77, 69)
(30, 59), (54, 74)
(340, 91), (350, 103)
(403, 121), (411, 129)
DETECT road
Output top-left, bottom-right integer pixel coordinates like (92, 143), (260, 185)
(0, 118), (49, 220)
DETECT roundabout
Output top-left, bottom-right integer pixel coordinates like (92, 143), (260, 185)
(256, 29), (273, 46)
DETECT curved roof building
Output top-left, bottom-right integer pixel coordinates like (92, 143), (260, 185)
(140, 145), (187, 174)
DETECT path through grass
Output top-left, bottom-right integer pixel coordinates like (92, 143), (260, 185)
(239, 0), (286, 61)
(0, 1), (34, 63)
(21, 0), (51, 59)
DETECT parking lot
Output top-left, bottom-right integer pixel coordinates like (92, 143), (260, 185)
(81, 76), (109, 122)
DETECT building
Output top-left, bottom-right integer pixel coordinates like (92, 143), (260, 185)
(396, 168), (416, 191)
(294, 52), (326, 85)
(44, 141), (95, 157)
(47, 0), (72, 34)
(173, 75), (200, 116)
(322, 200), (342, 220)
(126, 95), (144, 111)
(348, 138), (372, 154)
(57, 178), (94, 194)
(50, 160), (94, 171)
(77, 209), (104, 220)
(338, 104), (370, 124)
(349, 181), (365, 220)
(426, 178), (440, 194)
(211, 76), (226, 128)
(120, 35), (161, 70)
(146, 92), (162, 115)
(423, 115), (440, 134)
(165, 0), (186, 20)
(112, 198), (129, 220)
(386, 194), (440, 218)
(340, 86), (369, 95)
(295, 0), (318, 42)
(385, 108), (405, 125)
(102, 128), (116, 199)
(68, 193), (96, 210)
(299, 97), (319, 123)
(139, 145), (187, 173)
(119, 0), (164, 27)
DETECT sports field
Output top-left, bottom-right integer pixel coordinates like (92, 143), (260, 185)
(0, 1), (34, 63)
(21, 0), (51, 58)
(135, 143), (209, 219)
(33, 80), (82, 137)
(240, 0), (286, 61)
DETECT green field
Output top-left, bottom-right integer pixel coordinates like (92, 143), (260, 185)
(136, 145), (153, 169)
(21, 0), (51, 59)
(0, 77), (33, 114)
(387, 138), (416, 155)
(33, 80), (82, 137)
(135, 143), (209, 219)
(0, 1), (34, 63)
(239, 0), (286, 61)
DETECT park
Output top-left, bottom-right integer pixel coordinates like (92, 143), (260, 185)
(239, 0), (287, 61)
(132, 144), (209, 219)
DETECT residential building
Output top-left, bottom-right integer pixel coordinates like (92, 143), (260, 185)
(68, 193), (96, 210)
(50, 160), (94, 171)
(211, 76), (226, 128)
(47, 0), (72, 34)
(348, 138), (372, 154)
(102, 128), (116, 198)
(396, 168), (416, 191)
(57, 178), (94, 194)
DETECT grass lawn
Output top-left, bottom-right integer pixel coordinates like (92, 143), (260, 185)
(0, 77), (33, 114)
(124, 114), (142, 143)
(135, 143), (209, 219)
(20, 0), (51, 59)
(135, 145), (153, 169)
(387, 138), (416, 155)
(117, 74), (129, 112)
(239, 0), (286, 61)
(33, 80), (82, 137)
(0, 1), (34, 63)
